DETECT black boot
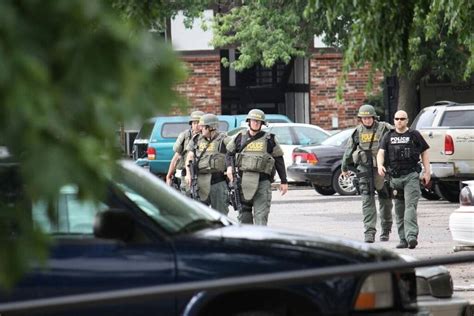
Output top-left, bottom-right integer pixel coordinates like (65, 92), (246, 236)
(380, 230), (390, 242)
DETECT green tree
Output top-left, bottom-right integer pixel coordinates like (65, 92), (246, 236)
(0, 0), (185, 288)
(210, 0), (473, 119)
(308, 0), (473, 119)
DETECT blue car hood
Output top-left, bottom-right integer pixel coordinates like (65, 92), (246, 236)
(196, 224), (400, 262)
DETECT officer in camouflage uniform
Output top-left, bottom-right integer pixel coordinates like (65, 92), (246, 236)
(185, 113), (230, 215)
(377, 110), (430, 249)
(166, 110), (204, 193)
(341, 104), (393, 243)
(226, 109), (288, 225)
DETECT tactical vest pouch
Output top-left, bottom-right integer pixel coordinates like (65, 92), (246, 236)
(237, 153), (274, 175)
(262, 156), (275, 175)
(197, 155), (212, 173)
(207, 154), (226, 173)
(352, 150), (368, 165)
(237, 153), (263, 172)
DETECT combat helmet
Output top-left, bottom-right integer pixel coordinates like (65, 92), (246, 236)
(189, 110), (204, 124)
(199, 113), (219, 130)
(245, 109), (266, 124)
(357, 104), (377, 118)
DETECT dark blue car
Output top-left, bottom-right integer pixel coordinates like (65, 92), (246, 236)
(0, 160), (418, 315)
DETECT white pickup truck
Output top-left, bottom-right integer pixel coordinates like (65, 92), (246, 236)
(411, 101), (474, 202)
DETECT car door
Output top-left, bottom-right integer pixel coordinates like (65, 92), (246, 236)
(30, 185), (176, 316)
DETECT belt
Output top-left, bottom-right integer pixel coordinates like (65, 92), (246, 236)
(391, 167), (417, 178)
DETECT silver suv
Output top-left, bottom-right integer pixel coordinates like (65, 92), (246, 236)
(411, 101), (474, 202)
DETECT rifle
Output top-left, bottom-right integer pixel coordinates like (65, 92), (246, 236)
(354, 151), (376, 196)
(228, 155), (243, 211)
(188, 158), (199, 201)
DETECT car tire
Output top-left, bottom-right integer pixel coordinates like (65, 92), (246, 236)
(313, 185), (336, 195)
(435, 181), (460, 203)
(332, 167), (357, 196)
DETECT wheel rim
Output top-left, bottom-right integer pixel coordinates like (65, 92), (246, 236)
(338, 170), (356, 193)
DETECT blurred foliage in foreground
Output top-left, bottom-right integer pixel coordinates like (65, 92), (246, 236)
(0, 0), (186, 288)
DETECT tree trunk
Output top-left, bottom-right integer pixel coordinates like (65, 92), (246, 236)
(397, 75), (418, 122)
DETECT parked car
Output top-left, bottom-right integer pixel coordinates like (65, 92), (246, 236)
(133, 114), (292, 177)
(228, 123), (331, 182)
(288, 128), (357, 195)
(449, 180), (474, 246)
(1, 158), (421, 316)
(411, 101), (474, 202)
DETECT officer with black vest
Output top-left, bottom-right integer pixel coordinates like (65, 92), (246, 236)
(341, 104), (394, 243)
(226, 109), (288, 225)
(185, 113), (230, 215)
(377, 110), (430, 249)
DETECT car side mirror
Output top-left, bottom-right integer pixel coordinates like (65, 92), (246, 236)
(93, 209), (135, 243)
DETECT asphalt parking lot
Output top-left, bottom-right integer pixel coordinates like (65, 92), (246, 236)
(228, 186), (474, 304)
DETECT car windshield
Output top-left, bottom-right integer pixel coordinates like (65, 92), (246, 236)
(115, 161), (230, 234)
(321, 129), (354, 146)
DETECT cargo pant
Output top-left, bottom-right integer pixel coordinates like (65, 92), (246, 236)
(390, 171), (420, 242)
(207, 180), (229, 216)
(357, 165), (393, 237)
(239, 180), (272, 225)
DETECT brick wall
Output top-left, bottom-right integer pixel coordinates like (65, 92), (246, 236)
(310, 51), (383, 129)
(175, 53), (222, 115)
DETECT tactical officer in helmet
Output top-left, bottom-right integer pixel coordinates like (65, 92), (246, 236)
(341, 104), (394, 243)
(166, 110), (204, 193)
(185, 113), (230, 215)
(377, 110), (430, 249)
(226, 109), (288, 225)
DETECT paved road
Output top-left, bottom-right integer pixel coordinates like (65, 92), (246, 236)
(229, 186), (474, 303)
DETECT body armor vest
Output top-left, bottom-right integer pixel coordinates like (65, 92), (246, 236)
(386, 130), (420, 172)
(194, 133), (226, 174)
(236, 132), (275, 175)
(352, 122), (386, 167)
(175, 129), (193, 170)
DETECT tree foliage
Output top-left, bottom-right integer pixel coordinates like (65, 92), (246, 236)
(0, 0), (186, 288)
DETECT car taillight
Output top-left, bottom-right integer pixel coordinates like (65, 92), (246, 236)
(444, 135), (454, 155)
(292, 152), (318, 165)
(147, 147), (156, 160)
(459, 186), (473, 206)
(354, 273), (394, 311)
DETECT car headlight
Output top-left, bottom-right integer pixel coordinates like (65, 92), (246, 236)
(354, 272), (394, 310)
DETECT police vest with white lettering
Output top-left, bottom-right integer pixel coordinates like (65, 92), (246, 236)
(386, 130), (420, 171)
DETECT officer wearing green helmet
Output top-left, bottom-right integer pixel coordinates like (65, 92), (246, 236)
(226, 109), (288, 225)
(185, 113), (230, 214)
(341, 104), (394, 243)
(166, 110), (204, 192)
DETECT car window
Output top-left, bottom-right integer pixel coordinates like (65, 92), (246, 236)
(218, 121), (229, 132)
(136, 120), (155, 141)
(116, 162), (227, 234)
(161, 123), (190, 138)
(268, 127), (294, 145)
(33, 186), (108, 235)
(292, 126), (328, 145)
(321, 129), (354, 146)
(411, 108), (437, 128)
(439, 110), (474, 127)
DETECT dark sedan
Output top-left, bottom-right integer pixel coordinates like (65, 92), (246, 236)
(288, 128), (358, 195)
(0, 159), (420, 315)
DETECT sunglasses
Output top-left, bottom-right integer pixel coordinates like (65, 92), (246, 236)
(394, 117), (407, 121)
